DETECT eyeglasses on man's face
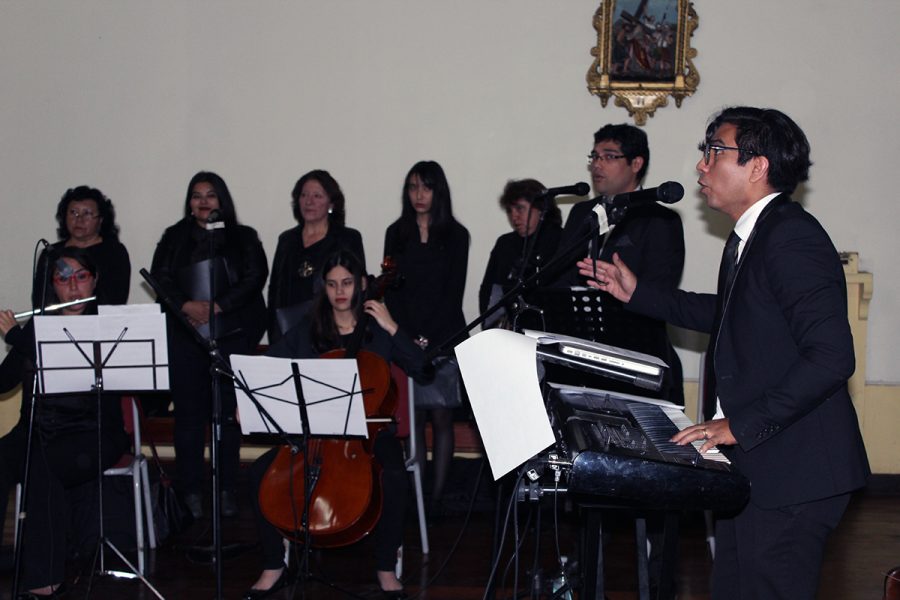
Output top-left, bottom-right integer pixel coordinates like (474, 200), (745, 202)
(587, 151), (626, 164)
(698, 142), (757, 166)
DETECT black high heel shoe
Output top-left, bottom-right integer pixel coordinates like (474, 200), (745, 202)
(240, 569), (291, 600)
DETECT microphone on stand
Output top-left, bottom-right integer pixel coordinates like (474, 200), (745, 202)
(606, 181), (684, 224)
(538, 182), (591, 199)
(608, 181), (684, 206)
(205, 209), (225, 230)
(34, 238), (53, 312)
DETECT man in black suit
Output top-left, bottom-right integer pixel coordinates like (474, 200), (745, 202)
(581, 106), (870, 599)
(550, 123), (685, 404)
(548, 124), (686, 600)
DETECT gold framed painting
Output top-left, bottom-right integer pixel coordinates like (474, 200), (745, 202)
(587, 0), (699, 125)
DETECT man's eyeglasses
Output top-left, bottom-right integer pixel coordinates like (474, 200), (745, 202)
(68, 208), (99, 220)
(587, 152), (626, 164)
(698, 142), (756, 165)
(53, 269), (93, 284)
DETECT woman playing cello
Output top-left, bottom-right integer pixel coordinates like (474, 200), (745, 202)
(243, 250), (427, 599)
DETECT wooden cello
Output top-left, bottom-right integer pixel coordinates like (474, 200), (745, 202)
(258, 260), (398, 548)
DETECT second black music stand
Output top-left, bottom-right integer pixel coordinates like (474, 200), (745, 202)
(30, 309), (169, 599)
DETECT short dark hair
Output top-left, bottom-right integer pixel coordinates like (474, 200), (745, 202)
(705, 107), (812, 194)
(593, 123), (650, 183)
(498, 179), (562, 228)
(183, 171), (239, 228)
(290, 170), (347, 226)
(55, 185), (120, 242)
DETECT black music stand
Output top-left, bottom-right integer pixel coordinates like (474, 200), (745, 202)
(519, 287), (608, 341)
(28, 310), (168, 599)
(231, 353), (373, 599)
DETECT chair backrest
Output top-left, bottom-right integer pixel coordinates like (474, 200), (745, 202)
(390, 364), (411, 439)
(120, 395), (142, 452)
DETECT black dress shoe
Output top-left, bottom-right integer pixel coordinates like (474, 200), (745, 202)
(221, 490), (239, 518)
(381, 590), (408, 599)
(240, 569), (290, 600)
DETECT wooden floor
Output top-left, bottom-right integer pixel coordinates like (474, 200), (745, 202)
(1, 460), (898, 599)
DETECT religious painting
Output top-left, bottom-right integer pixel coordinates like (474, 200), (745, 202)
(587, 0), (699, 125)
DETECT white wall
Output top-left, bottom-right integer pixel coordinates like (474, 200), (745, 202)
(1, 1), (897, 383)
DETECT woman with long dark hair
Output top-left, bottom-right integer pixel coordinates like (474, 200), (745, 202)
(383, 160), (469, 518)
(150, 171), (268, 518)
(0, 247), (128, 597)
(267, 170), (365, 343)
(243, 250), (425, 599)
(32, 185), (130, 308)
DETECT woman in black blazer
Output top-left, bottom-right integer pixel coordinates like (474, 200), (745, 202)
(150, 171), (268, 518)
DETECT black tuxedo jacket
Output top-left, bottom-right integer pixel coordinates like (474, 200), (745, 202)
(551, 197), (684, 289)
(630, 195), (869, 508)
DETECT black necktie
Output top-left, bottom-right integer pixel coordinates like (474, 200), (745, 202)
(702, 231), (741, 420)
(720, 231), (741, 301)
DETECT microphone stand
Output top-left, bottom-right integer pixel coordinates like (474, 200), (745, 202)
(506, 199), (551, 332)
(138, 214), (233, 600)
(426, 211), (607, 361)
(205, 218), (226, 599)
(11, 240), (56, 597)
(10, 340), (43, 598)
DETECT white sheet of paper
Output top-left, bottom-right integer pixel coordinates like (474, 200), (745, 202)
(98, 303), (161, 316)
(455, 328), (555, 480)
(230, 354), (368, 437)
(33, 313), (169, 394)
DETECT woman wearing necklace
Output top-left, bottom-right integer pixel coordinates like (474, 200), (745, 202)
(243, 250), (426, 599)
(267, 170), (365, 343)
(383, 160), (469, 520)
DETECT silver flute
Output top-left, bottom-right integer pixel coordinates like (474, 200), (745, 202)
(12, 296), (96, 320)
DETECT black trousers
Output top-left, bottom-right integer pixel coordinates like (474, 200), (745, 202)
(0, 421), (125, 590)
(711, 493), (851, 600)
(168, 325), (244, 494)
(247, 430), (408, 573)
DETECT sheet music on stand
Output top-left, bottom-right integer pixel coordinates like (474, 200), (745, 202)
(33, 304), (169, 394)
(27, 303), (169, 598)
(230, 354), (368, 437)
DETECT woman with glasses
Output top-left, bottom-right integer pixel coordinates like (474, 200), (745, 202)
(32, 186), (131, 309)
(478, 178), (562, 322)
(0, 247), (129, 598)
(150, 171), (268, 519)
(383, 160), (469, 520)
(267, 170), (365, 344)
